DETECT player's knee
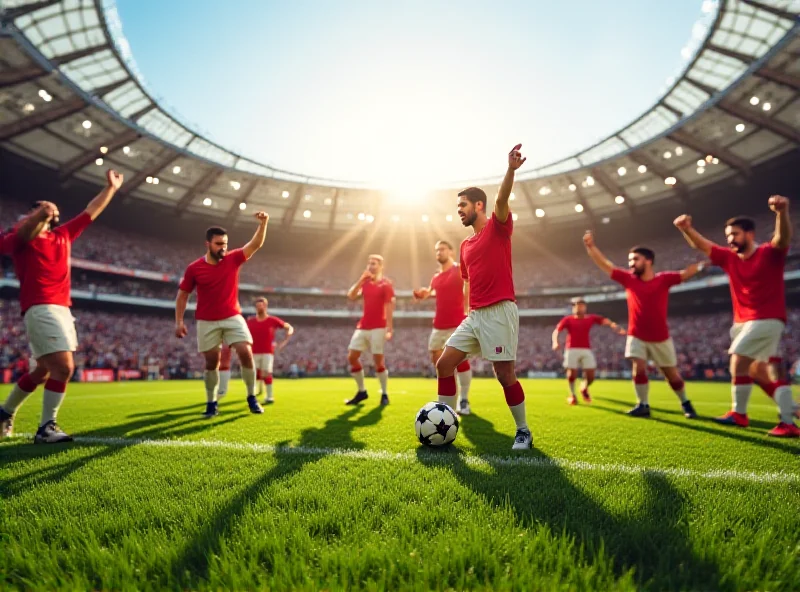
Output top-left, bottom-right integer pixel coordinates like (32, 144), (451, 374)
(347, 351), (361, 365)
(494, 366), (516, 387)
(49, 360), (74, 381)
(435, 356), (456, 377)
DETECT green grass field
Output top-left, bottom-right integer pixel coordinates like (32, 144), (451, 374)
(1, 377), (798, 591)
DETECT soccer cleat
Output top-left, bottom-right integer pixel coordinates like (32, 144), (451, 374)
(202, 401), (219, 418)
(345, 391), (368, 405)
(713, 411), (749, 427)
(34, 421), (72, 444)
(263, 397), (275, 405)
(380, 393), (390, 406)
(512, 428), (533, 450)
(626, 403), (651, 418)
(458, 399), (471, 416)
(567, 395), (577, 406)
(580, 388), (592, 403)
(682, 400), (698, 419)
(0, 407), (13, 438)
(767, 422), (800, 438)
(247, 395), (264, 414)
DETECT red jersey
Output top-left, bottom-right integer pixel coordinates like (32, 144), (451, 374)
(556, 314), (605, 349)
(430, 264), (466, 329)
(7, 212), (92, 314)
(358, 278), (394, 330)
(610, 269), (682, 342)
(710, 243), (787, 323)
(460, 212), (515, 310)
(247, 315), (287, 354)
(179, 248), (248, 321)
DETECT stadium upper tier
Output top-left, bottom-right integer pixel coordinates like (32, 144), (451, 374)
(0, 0), (798, 230)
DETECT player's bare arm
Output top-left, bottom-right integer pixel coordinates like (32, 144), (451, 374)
(347, 270), (372, 301)
(412, 286), (432, 302)
(85, 170), (123, 221)
(16, 202), (58, 242)
(463, 280), (470, 315)
(680, 261), (706, 282)
(495, 143), (526, 223)
(277, 323), (294, 351)
(174, 289), (190, 338)
(601, 318), (626, 335)
(385, 297), (395, 341)
(769, 195), (791, 249)
(673, 214), (716, 256)
(551, 327), (561, 351)
(583, 231), (615, 276)
(242, 212), (269, 259)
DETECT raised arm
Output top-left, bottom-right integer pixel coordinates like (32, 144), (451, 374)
(15, 202), (57, 242)
(680, 261), (706, 282)
(175, 289), (190, 338)
(673, 215), (717, 257)
(85, 170), (123, 221)
(495, 144), (527, 223)
(242, 212), (269, 259)
(347, 270), (372, 301)
(769, 195), (791, 250)
(583, 231), (615, 277)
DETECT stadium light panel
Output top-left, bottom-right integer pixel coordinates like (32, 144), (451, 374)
(172, 166), (181, 174)
(22, 103), (35, 113)
(696, 167), (705, 175)
(663, 151), (672, 159)
(697, 159), (705, 167)
(735, 123), (745, 133)
(675, 147), (683, 156)
(239, 202), (247, 210)
(574, 204), (584, 212)
(602, 217), (610, 224)
(152, 178), (159, 185)
(100, 146), (108, 154)
(303, 210), (311, 218)
(323, 197), (332, 206)
(366, 214), (374, 223)
(585, 176), (594, 186)
(640, 185), (647, 192)
(535, 208), (545, 218)
(749, 96), (759, 106)
(82, 120), (92, 130)
(712, 158), (719, 164)
(357, 213), (366, 221)
(617, 167), (626, 176)
(281, 190), (290, 198)
(95, 158), (103, 166)
(122, 146), (131, 155)
(202, 197), (212, 206)
(421, 214), (429, 222)
(145, 176), (153, 184)
(638, 165), (647, 173)
(568, 184), (577, 191)
(762, 102), (771, 111)
(509, 192), (515, 201)
(445, 214), (453, 222)
(615, 195), (625, 204)
(665, 177), (677, 186)
(511, 213), (519, 221)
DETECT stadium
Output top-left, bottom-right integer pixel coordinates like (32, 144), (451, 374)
(1, 0), (799, 589)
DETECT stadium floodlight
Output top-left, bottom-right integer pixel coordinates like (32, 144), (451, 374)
(167, 187), (174, 194)
(511, 213), (519, 221)
(615, 195), (625, 204)
(535, 208), (545, 218)
(172, 166), (181, 174)
(22, 103), (35, 113)
(421, 214), (429, 222)
(749, 96), (759, 106)
(735, 123), (745, 133)
(697, 160), (705, 167)
(538, 186), (551, 196)
(82, 120), (92, 130)
(617, 167), (626, 176)
(152, 178), (159, 185)
(638, 165), (647, 173)
(585, 176), (594, 186)
(640, 185), (647, 192)
(712, 157), (719, 164)
(230, 181), (241, 191)
(38, 89), (52, 102)
(239, 202), (247, 210)
(202, 197), (212, 206)
(281, 190), (290, 198)
(304, 194), (312, 201)
(95, 158), (103, 166)
(762, 102), (771, 112)
(568, 183), (577, 191)
(357, 212), (366, 221)
(663, 151), (672, 159)
(366, 214), (374, 223)
(122, 146), (131, 155)
(509, 192), (515, 201)
(100, 146), (108, 154)
(675, 147), (683, 156)
(145, 176), (153, 184)
(303, 210), (311, 218)
(697, 167), (705, 175)
(445, 214), (453, 222)
(665, 177), (677, 186)
(323, 197), (332, 206)
(602, 217), (610, 224)
(705, 154), (713, 163)
(574, 204), (584, 213)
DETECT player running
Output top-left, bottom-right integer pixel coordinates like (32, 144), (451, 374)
(552, 297), (625, 405)
(584, 231), (702, 419)
(0, 171), (123, 443)
(247, 297), (294, 405)
(435, 144), (532, 450)
(175, 214), (269, 418)
(413, 240), (473, 415)
(345, 255), (395, 406)
(674, 196), (799, 437)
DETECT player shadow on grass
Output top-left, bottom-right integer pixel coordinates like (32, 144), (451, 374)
(165, 404), (386, 588)
(415, 414), (725, 591)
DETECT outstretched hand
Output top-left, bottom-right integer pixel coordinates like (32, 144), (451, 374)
(508, 144), (526, 170)
(769, 195), (789, 212)
(583, 230), (595, 248)
(106, 169), (124, 190)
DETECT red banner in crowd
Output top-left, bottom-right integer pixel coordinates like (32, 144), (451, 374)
(118, 369), (143, 380)
(82, 368), (115, 382)
(2, 369), (11, 384)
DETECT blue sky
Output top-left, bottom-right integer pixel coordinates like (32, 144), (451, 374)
(116, 0), (706, 186)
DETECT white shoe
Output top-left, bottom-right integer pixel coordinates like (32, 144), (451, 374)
(458, 399), (471, 416)
(511, 428), (533, 450)
(34, 421), (73, 444)
(0, 407), (13, 438)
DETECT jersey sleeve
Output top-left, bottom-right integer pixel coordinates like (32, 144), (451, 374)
(610, 268), (631, 287)
(273, 316), (287, 328)
(556, 317), (568, 332)
(662, 271), (684, 287)
(764, 242), (789, 260)
(459, 243), (469, 281)
(178, 264), (196, 293)
(58, 211), (93, 242)
(228, 248), (248, 267)
(593, 315), (606, 326)
(709, 245), (733, 269)
(384, 281), (395, 302)
(0, 231), (20, 256)
(491, 211), (513, 236)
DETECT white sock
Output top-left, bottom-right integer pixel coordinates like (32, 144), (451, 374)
(509, 401), (528, 430)
(567, 380), (576, 396)
(438, 394), (457, 408)
(2, 384), (35, 415)
(733, 382), (752, 414)
(673, 387), (688, 403)
(634, 382), (649, 405)
(204, 370), (219, 403)
(351, 368), (366, 392)
(266, 382), (274, 401)
(377, 370), (389, 395)
(457, 369), (472, 401)
(241, 366), (256, 397)
(774, 385), (795, 424)
(218, 370), (231, 395)
(41, 387), (66, 426)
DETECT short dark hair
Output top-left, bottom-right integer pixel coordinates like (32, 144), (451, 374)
(206, 226), (227, 241)
(630, 246), (655, 263)
(435, 240), (453, 250)
(725, 216), (755, 233)
(458, 187), (487, 210)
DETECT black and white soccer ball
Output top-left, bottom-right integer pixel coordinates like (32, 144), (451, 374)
(415, 402), (459, 447)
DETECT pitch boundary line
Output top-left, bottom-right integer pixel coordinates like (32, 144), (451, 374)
(6, 433), (798, 484)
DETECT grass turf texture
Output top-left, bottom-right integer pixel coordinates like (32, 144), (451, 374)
(1, 378), (798, 591)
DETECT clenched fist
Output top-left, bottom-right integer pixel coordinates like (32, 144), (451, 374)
(673, 214), (692, 230)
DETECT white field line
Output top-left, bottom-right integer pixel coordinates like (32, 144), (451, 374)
(5, 433), (798, 484)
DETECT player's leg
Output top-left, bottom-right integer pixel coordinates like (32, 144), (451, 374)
(580, 350), (596, 403)
(218, 344), (232, 398)
(0, 364), (49, 438)
(346, 328), (370, 404)
(253, 354), (265, 397)
(625, 336), (650, 417)
(231, 341), (262, 414)
(29, 350), (74, 443)
(660, 365), (696, 419)
(201, 348), (222, 417)
(565, 368), (578, 405)
(435, 347), (467, 409)
(456, 358), (472, 414)
(263, 354), (275, 404)
(371, 330), (390, 405)
(492, 360), (531, 449)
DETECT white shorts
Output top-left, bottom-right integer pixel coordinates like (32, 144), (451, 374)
(729, 320), (784, 362)
(445, 300), (518, 362)
(563, 348), (597, 370)
(625, 336), (677, 368)
(348, 328), (387, 355)
(24, 304), (78, 360)
(196, 315), (252, 353)
(254, 353), (275, 373)
(428, 327), (458, 352)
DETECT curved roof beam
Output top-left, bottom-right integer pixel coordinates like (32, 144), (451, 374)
(667, 129), (751, 175)
(717, 101), (800, 144)
(590, 167), (636, 215)
(176, 168), (224, 214)
(0, 96), (84, 141)
(628, 152), (690, 205)
(59, 128), (140, 180)
(117, 149), (179, 196)
(224, 180), (258, 224)
(282, 186), (305, 229)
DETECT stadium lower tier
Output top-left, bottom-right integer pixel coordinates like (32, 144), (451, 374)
(2, 299), (798, 382)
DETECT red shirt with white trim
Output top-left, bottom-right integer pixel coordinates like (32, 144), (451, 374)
(460, 212), (515, 310)
(610, 269), (682, 342)
(710, 243), (787, 323)
(179, 248), (248, 321)
(247, 315), (287, 354)
(8, 212), (92, 314)
(430, 264), (466, 329)
(556, 314), (605, 349)
(358, 278), (394, 330)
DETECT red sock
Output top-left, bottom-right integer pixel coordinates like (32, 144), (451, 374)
(265, 374), (273, 385)
(503, 381), (525, 406)
(44, 379), (67, 393)
(17, 373), (41, 393)
(438, 376), (457, 396)
(634, 374), (649, 385)
(350, 364), (363, 373)
(756, 378), (788, 398)
(456, 361), (471, 372)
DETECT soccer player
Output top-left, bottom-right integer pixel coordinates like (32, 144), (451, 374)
(552, 297), (625, 405)
(217, 343), (232, 398)
(247, 296), (294, 405)
(175, 213), (269, 418)
(584, 231), (702, 419)
(674, 197), (799, 437)
(413, 240), (472, 415)
(435, 144), (532, 450)
(0, 171), (123, 443)
(345, 254), (395, 406)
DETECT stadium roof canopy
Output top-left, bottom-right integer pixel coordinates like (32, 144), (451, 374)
(0, 0), (798, 232)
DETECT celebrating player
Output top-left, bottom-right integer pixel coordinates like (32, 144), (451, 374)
(0, 171), (123, 443)
(247, 296), (294, 405)
(175, 213), (269, 418)
(674, 197), (799, 437)
(552, 297), (625, 405)
(345, 254), (395, 405)
(584, 231), (702, 419)
(413, 240), (472, 415)
(435, 144), (532, 450)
